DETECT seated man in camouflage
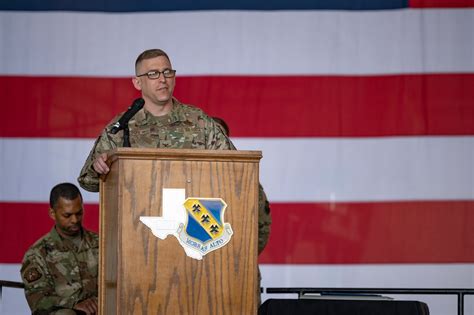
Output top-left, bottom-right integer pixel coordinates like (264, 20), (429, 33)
(21, 183), (98, 315)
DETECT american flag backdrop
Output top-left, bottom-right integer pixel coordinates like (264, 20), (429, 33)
(0, 0), (473, 314)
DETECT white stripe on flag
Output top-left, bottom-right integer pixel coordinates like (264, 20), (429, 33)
(0, 9), (473, 76)
(0, 136), (472, 203)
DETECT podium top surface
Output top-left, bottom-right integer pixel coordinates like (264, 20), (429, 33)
(108, 148), (262, 163)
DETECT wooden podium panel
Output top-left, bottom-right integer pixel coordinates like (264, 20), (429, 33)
(99, 148), (261, 315)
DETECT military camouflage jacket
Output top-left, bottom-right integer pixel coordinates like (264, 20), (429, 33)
(77, 97), (271, 252)
(21, 227), (99, 315)
(78, 98), (232, 192)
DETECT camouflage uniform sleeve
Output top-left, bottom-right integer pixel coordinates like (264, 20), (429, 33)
(202, 115), (234, 150)
(77, 127), (118, 192)
(21, 252), (68, 314)
(258, 184), (272, 254)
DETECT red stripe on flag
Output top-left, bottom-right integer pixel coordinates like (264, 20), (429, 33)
(1, 74), (473, 138)
(0, 202), (99, 263)
(259, 201), (474, 264)
(410, 0), (474, 7)
(1, 201), (473, 264)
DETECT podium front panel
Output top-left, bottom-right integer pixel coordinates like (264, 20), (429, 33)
(99, 148), (261, 315)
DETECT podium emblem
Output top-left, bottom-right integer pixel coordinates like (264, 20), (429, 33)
(140, 189), (233, 260)
(177, 198), (233, 258)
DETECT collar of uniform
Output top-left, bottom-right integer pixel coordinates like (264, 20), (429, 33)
(169, 98), (192, 124)
(134, 97), (191, 126)
(81, 229), (99, 249)
(49, 226), (63, 243)
(48, 226), (94, 252)
(46, 226), (78, 252)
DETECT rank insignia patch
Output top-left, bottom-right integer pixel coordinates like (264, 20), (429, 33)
(24, 267), (42, 283)
(177, 198), (233, 258)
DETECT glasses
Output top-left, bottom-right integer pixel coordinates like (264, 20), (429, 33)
(136, 69), (176, 80)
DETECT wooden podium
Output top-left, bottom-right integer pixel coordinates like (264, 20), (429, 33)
(98, 148), (262, 315)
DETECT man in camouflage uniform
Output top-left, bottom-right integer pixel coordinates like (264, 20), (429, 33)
(77, 48), (271, 254)
(21, 183), (98, 315)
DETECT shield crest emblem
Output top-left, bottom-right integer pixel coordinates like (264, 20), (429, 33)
(177, 197), (233, 258)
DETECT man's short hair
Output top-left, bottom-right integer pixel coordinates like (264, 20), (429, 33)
(50, 183), (82, 209)
(135, 49), (171, 74)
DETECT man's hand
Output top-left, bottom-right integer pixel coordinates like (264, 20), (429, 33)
(73, 297), (98, 315)
(92, 153), (109, 174)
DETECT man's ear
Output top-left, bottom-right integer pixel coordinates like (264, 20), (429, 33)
(48, 208), (56, 220)
(132, 77), (142, 91)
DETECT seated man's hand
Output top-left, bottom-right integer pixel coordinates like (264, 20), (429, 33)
(73, 297), (98, 315)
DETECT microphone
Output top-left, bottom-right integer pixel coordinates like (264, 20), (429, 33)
(110, 98), (145, 134)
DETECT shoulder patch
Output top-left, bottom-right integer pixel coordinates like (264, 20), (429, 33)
(24, 267), (42, 283)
